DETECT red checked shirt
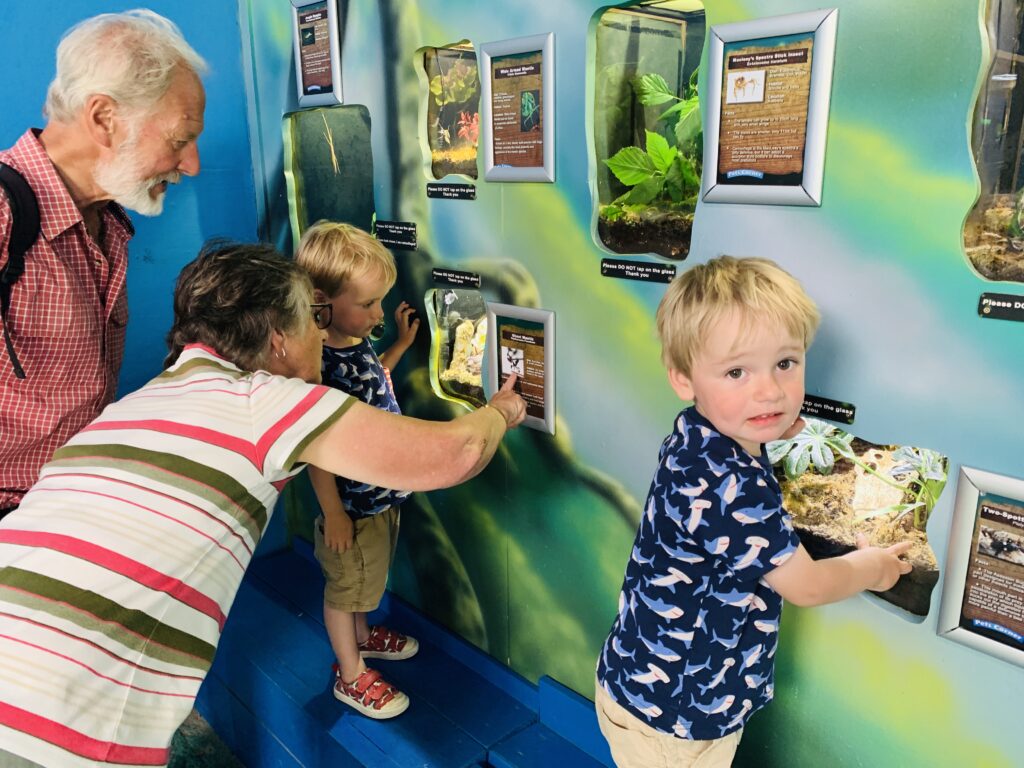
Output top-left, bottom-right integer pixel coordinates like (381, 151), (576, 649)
(0, 130), (133, 508)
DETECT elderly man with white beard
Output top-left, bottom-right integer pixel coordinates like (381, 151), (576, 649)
(0, 9), (206, 520)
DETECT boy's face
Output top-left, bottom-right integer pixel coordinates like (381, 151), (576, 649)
(319, 268), (392, 344)
(667, 311), (805, 456)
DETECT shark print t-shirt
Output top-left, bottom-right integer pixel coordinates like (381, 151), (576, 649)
(322, 338), (410, 520)
(596, 406), (800, 740)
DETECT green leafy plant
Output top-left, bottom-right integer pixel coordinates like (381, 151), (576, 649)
(604, 130), (699, 206)
(767, 418), (948, 532)
(885, 446), (948, 530)
(632, 71), (701, 148)
(766, 418), (853, 479)
(602, 70), (702, 210)
(428, 51), (480, 159)
(429, 57), (478, 107)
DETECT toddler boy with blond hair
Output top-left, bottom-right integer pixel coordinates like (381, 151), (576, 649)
(595, 256), (912, 767)
(296, 220), (420, 718)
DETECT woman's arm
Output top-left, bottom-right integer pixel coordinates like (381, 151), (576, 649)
(299, 375), (524, 492)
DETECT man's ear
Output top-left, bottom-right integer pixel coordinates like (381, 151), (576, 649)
(667, 368), (695, 402)
(83, 94), (119, 149)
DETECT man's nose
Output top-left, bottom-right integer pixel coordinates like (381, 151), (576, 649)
(178, 143), (200, 176)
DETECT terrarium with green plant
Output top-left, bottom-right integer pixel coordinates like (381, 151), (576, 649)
(599, 71), (703, 260)
(426, 49), (479, 178)
(767, 418), (947, 615)
(768, 418), (947, 532)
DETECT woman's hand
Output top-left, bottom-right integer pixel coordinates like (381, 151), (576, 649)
(323, 510), (354, 554)
(487, 374), (527, 428)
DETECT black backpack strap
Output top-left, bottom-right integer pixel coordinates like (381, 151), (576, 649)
(0, 162), (41, 379)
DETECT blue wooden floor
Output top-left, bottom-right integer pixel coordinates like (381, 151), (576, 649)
(197, 543), (613, 768)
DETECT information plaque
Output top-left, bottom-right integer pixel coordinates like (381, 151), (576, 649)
(480, 33), (555, 182)
(938, 466), (1024, 668)
(702, 9), (837, 205)
(486, 303), (555, 434)
(291, 0), (343, 107)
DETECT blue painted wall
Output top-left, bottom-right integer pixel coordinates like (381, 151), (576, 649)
(0, 1), (258, 393)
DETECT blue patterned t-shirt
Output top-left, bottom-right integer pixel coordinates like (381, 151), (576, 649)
(322, 339), (410, 519)
(596, 406), (800, 740)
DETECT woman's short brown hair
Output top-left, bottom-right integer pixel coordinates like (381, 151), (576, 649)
(164, 240), (313, 371)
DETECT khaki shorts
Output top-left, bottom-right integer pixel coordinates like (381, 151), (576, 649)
(314, 506), (400, 612)
(594, 678), (742, 768)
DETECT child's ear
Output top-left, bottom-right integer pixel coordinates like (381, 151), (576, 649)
(667, 368), (695, 402)
(313, 288), (328, 303)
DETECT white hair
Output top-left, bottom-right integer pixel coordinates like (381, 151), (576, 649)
(44, 9), (207, 123)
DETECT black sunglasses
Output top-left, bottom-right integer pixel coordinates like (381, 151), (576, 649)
(311, 302), (333, 330)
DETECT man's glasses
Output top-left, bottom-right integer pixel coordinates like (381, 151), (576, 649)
(311, 303), (333, 330)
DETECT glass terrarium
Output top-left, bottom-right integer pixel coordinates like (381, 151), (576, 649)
(425, 288), (487, 409)
(965, 0), (1024, 281)
(422, 44), (480, 180)
(769, 419), (947, 617)
(593, 0), (706, 260)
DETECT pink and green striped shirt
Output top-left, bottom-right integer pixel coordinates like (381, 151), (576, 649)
(0, 344), (352, 766)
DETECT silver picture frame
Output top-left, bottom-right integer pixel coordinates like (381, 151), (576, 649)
(479, 33), (555, 182)
(290, 0), (344, 107)
(485, 303), (555, 434)
(937, 466), (1024, 668)
(702, 9), (838, 205)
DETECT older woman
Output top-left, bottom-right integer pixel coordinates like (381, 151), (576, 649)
(0, 241), (525, 767)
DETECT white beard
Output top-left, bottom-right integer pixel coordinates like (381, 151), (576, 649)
(94, 133), (180, 217)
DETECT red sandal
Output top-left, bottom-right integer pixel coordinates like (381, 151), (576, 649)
(358, 625), (419, 661)
(332, 665), (409, 719)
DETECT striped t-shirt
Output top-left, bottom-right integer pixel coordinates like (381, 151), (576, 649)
(0, 344), (352, 767)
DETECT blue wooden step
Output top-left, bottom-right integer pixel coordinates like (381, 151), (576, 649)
(490, 724), (608, 768)
(199, 544), (611, 768)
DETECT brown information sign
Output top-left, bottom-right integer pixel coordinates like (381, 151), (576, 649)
(296, 2), (333, 97)
(717, 34), (815, 186)
(489, 50), (544, 169)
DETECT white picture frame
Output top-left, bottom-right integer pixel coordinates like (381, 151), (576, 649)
(485, 303), (555, 434)
(937, 466), (1024, 668)
(479, 33), (555, 182)
(702, 9), (838, 205)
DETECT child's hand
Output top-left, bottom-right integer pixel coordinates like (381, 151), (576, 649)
(323, 512), (354, 553)
(394, 301), (420, 347)
(853, 533), (913, 591)
(378, 302), (420, 370)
